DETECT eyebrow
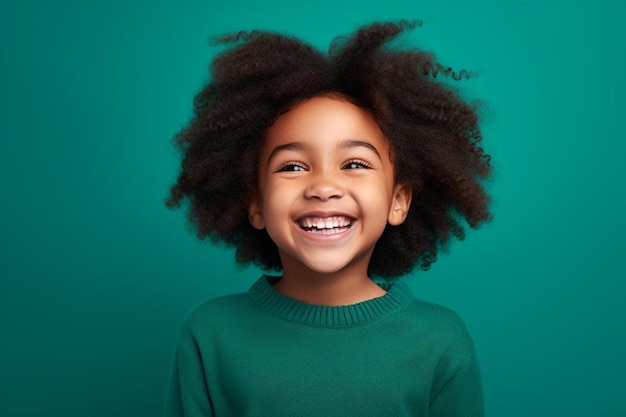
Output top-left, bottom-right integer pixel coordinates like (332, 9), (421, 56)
(266, 139), (382, 167)
(339, 140), (381, 159)
(266, 142), (306, 167)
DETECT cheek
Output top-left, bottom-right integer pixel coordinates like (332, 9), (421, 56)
(261, 183), (294, 217)
(361, 177), (393, 202)
(361, 179), (397, 220)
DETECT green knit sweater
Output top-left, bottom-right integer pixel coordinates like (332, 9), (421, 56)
(166, 276), (483, 417)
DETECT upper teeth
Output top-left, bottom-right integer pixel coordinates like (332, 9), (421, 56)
(299, 216), (352, 229)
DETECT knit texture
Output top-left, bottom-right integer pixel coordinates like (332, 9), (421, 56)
(166, 276), (483, 417)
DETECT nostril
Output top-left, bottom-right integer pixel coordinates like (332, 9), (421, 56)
(304, 181), (344, 201)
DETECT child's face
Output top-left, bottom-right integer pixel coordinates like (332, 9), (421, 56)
(248, 95), (411, 278)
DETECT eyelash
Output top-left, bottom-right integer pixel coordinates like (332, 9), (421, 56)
(276, 162), (307, 172)
(342, 159), (372, 169)
(275, 159), (372, 172)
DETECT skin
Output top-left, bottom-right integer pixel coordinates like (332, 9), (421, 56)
(248, 95), (412, 306)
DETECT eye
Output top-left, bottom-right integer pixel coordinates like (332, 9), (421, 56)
(276, 162), (307, 172)
(342, 159), (372, 169)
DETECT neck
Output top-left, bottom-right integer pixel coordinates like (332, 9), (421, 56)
(273, 265), (386, 306)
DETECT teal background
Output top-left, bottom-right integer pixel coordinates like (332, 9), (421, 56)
(1, 0), (624, 415)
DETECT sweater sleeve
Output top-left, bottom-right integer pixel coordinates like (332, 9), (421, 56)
(165, 336), (214, 417)
(428, 346), (484, 417)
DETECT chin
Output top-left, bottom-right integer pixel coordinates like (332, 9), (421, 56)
(278, 247), (373, 278)
(301, 255), (368, 277)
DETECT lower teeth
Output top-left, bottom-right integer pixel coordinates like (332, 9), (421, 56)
(306, 227), (348, 235)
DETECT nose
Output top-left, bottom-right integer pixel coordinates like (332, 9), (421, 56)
(304, 171), (344, 201)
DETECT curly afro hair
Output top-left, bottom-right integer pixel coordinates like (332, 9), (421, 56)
(166, 20), (492, 279)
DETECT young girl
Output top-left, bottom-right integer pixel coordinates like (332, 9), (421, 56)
(166, 21), (491, 417)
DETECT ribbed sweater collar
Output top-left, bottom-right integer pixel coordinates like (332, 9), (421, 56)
(248, 275), (415, 328)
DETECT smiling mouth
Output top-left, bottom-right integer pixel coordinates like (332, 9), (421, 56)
(297, 216), (353, 235)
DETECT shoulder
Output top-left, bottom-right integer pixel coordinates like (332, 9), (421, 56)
(389, 281), (472, 337)
(175, 291), (257, 350)
(388, 289), (476, 358)
(414, 298), (473, 339)
(409, 298), (470, 334)
(398, 298), (480, 382)
(180, 292), (251, 332)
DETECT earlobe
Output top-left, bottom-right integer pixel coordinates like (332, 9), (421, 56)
(248, 191), (265, 230)
(388, 183), (412, 226)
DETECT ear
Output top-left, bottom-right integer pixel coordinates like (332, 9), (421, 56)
(387, 183), (412, 226)
(247, 189), (265, 230)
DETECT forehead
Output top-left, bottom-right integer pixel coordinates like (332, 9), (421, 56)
(263, 96), (388, 151)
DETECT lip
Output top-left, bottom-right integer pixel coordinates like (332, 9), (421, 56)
(293, 211), (356, 242)
(294, 210), (357, 220)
